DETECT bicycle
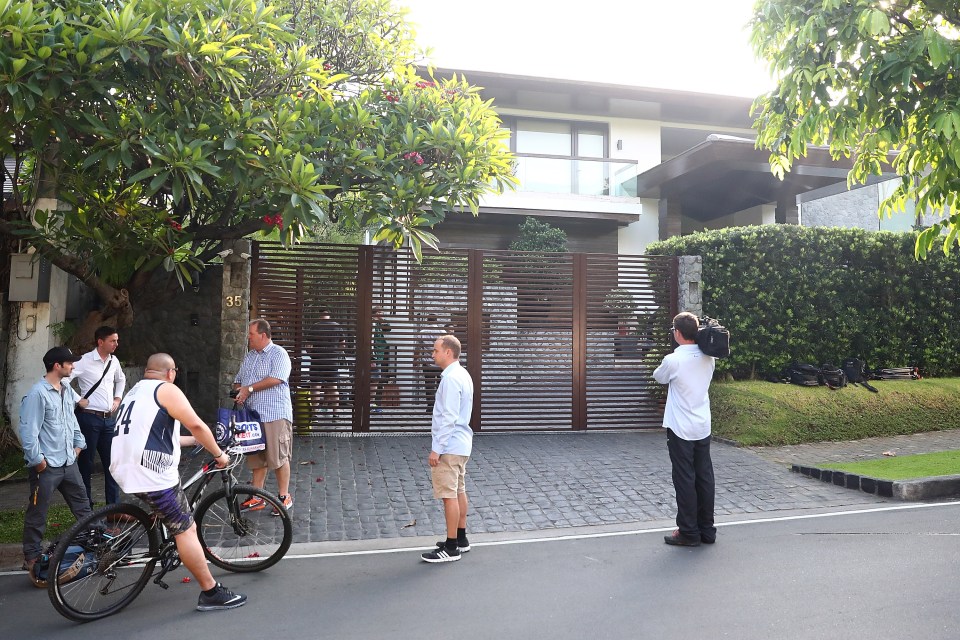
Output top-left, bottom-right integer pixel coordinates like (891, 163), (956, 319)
(47, 416), (293, 622)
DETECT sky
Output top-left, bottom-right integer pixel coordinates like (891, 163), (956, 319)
(399, 0), (775, 98)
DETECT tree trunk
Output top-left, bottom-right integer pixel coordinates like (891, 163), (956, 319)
(67, 288), (134, 352)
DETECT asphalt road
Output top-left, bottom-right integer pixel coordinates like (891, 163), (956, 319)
(2, 502), (959, 640)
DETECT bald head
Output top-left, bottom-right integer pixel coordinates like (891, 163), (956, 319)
(145, 353), (176, 379)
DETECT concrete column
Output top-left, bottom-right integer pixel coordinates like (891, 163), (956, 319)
(677, 255), (703, 317)
(658, 197), (683, 240)
(218, 239), (252, 395)
(4, 195), (70, 431)
(775, 194), (799, 224)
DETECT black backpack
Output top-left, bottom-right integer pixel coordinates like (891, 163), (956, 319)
(842, 358), (879, 393)
(782, 363), (822, 386)
(819, 363), (847, 390)
(696, 316), (730, 359)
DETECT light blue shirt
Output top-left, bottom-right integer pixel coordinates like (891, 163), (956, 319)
(19, 378), (87, 468)
(431, 361), (474, 456)
(235, 341), (293, 423)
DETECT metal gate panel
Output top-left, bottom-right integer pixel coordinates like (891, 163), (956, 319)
(583, 254), (674, 429)
(478, 250), (575, 430)
(251, 242), (677, 432)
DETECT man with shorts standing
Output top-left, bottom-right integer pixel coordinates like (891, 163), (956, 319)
(20, 347), (93, 580)
(421, 335), (474, 563)
(111, 353), (246, 610)
(233, 318), (294, 513)
(310, 307), (345, 420)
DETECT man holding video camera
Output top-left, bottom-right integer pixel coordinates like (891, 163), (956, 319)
(654, 311), (717, 547)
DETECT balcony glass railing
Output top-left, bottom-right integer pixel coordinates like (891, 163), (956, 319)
(512, 154), (639, 197)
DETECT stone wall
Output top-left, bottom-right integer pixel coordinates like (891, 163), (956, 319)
(218, 239), (253, 407)
(677, 255), (703, 317)
(800, 183), (881, 230)
(122, 267), (224, 420)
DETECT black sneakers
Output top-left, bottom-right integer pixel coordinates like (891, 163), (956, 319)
(435, 539), (470, 553)
(197, 583), (248, 611)
(663, 530), (701, 547)
(421, 546), (461, 563)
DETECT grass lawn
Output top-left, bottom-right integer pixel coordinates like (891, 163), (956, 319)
(711, 378), (960, 446)
(825, 450), (960, 480)
(0, 505), (79, 545)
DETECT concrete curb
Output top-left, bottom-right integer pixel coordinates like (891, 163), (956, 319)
(791, 465), (960, 501)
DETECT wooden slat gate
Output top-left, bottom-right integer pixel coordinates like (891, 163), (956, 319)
(251, 242), (678, 432)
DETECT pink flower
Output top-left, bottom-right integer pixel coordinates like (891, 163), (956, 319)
(403, 151), (424, 165)
(384, 92), (399, 103)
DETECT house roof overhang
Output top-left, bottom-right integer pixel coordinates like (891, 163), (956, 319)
(629, 135), (895, 221)
(425, 67), (755, 127)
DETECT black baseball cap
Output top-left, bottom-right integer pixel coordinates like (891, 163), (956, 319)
(43, 346), (82, 367)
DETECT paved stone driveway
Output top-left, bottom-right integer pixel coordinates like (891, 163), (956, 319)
(282, 431), (887, 545)
(0, 431), (900, 557)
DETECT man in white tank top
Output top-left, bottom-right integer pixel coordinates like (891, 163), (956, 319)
(111, 353), (247, 612)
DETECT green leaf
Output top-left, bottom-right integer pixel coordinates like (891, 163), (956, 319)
(868, 9), (888, 37)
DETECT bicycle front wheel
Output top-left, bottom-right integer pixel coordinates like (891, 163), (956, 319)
(195, 485), (292, 572)
(48, 502), (160, 622)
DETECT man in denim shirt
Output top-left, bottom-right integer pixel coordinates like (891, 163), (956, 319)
(19, 347), (93, 581)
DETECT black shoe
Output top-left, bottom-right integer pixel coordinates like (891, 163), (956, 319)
(436, 539), (470, 553)
(700, 536), (716, 544)
(197, 583), (248, 611)
(664, 530), (701, 547)
(421, 546), (461, 563)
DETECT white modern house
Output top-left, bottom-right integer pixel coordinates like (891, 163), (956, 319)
(428, 68), (908, 254)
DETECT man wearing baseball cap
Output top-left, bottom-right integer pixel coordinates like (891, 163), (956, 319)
(19, 346), (93, 583)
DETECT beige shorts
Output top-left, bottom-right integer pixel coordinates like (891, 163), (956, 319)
(246, 419), (293, 470)
(431, 454), (469, 499)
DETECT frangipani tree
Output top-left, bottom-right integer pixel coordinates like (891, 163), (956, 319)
(0, 0), (515, 337)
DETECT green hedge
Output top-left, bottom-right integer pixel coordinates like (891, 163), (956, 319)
(647, 225), (960, 379)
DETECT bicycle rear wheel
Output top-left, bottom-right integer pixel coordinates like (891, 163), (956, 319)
(48, 503), (161, 622)
(194, 485), (292, 572)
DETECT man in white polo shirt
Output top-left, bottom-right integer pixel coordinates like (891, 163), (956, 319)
(69, 325), (126, 508)
(654, 311), (717, 547)
(420, 334), (474, 563)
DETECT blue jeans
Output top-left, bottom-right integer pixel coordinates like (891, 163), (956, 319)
(76, 411), (120, 506)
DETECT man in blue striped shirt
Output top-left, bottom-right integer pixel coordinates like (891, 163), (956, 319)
(233, 319), (294, 514)
(421, 334), (474, 563)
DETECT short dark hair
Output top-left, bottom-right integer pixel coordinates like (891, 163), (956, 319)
(250, 318), (271, 338)
(673, 312), (699, 341)
(94, 326), (117, 343)
(438, 334), (461, 358)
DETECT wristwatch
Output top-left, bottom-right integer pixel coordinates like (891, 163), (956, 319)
(247, 386), (254, 394)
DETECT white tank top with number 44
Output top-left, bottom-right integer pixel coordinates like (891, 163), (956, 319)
(109, 379), (182, 493)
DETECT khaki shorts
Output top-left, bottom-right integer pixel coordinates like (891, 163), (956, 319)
(246, 419), (293, 470)
(431, 454), (469, 499)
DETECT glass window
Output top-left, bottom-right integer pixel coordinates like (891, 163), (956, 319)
(577, 129), (605, 158)
(516, 120), (572, 155)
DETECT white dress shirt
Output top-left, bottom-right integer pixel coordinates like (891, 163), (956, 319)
(69, 349), (126, 413)
(431, 361), (474, 456)
(653, 344), (715, 441)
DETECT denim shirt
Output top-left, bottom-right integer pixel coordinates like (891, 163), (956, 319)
(19, 378), (86, 468)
